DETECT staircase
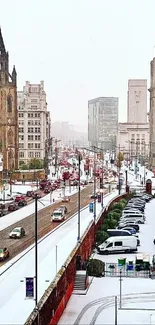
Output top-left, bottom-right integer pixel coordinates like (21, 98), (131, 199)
(73, 271), (87, 293)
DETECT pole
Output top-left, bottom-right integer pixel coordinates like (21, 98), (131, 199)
(118, 144), (121, 195)
(10, 172), (12, 196)
(56, 245), (58, 274)
(101, 159), (104, 208)
(93, 147), (96, 220)
(77, 154), (81, 241)
(115, 296), (118, 325)
(55, 139), (58, 176)
(50, 190), (52, 203)
(35, 194), (38, 307)
(3, 184), (5, 202)
(119, 269), (122, 309)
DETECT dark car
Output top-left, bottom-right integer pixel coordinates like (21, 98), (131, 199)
(8, 203), (18, 212)
(44, 187), (50, 194)
(0, 210), (5, 217)
(0, 247), (9, 261)
(26, 191), (34, 197)
(60, 205), (67, 214)
(32, 192), (42, 199)
(18, 200), (27, 207)
(90, 194), (98, 199)
(118, 222), (139, 232)
(15, 195), (25, 202)
(0, 203), (5, 210)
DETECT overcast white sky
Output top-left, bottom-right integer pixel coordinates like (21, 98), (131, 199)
(0, 0), (155, 131)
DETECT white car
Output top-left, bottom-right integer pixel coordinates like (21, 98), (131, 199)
(51, 209), (65, 222)
(9, 227), (26, 239)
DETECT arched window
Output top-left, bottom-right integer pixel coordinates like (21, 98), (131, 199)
(7, 95), (12, 113)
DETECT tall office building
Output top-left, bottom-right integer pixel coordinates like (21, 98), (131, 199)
(88, 97), (118, 150)
(0, 28), (18, 171)
(17, 81), (51, 164)
(149, 58), (155, 168)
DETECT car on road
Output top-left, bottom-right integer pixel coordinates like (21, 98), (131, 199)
(60, 205), (67, 214)
(18, 199), (27, 207)
(8, 203), (18, 211)
(0, 203), (5, 210)
(62, 197), (70, 203)
(0, 210), (5, 217)
(15, 195), (25, 202)
(51, 208), (65, 222)
(90, 194), (98, 199)
(44, 187), (51, 194)
(9, 227), (26, 239)
(32, 192), (42, 199)
(0, 247), (9, 261)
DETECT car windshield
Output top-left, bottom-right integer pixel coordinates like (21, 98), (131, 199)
(0, 249), (4, 253)
(13, 228), (20, 232)
(53, 212), (62, 217)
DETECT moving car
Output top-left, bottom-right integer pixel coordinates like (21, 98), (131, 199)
(0, 247), (9, 261)
(62, 197), (70, 203)
(97, 236), (137, 254)
(18, 199), (27, 207)
(60, 205), (67, 214)
(8, 203), (18, 212)
(44, 187), (51, 194)
(51, 209), (65, 222)
(32, 192), (42, 199)
(9, 227), (26, 239)
(26, 191), (34, 197)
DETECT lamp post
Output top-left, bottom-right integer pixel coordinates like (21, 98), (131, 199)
(92, 146), (104, 208)
(34, 194), (38, 307)
(118, 143), (121, 195)
(77, 152), (81, 242)
(93, 147), (96, 220)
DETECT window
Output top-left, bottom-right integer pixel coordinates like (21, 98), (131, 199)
(20, 135), (24, 141)
(35, 143), (40, 149)
(28, 128), (34, 133)
(19, 143), (24, 149)
(28, 143), (33, 149)
(35, 135), (40, 141)
(114, 241), (122, 246)
(28, 135), (33, 141)
(106, 243), (113, 248)
(35, 113), (40, 118)
(35, 152), (41, 158)
(35, 127), (40, 133)
(19, 152), (24, 158)
(19, 127), (24, 133)
(28, 152), (34, 158)
(7, 95), (12, 113)
(31, 99), (37, 103)
(19, 113), (24, 118)
(28, 120), (34, 125)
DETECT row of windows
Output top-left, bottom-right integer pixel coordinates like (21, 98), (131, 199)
(19, 143), (41, 149)
(131, 134), (145, 139)
(19, 127), (41, 133)
(19, 113), (41, 118)
(19, 120), (41, 126)
(19, 151), (41, 158)
(19, 135), (41, 141)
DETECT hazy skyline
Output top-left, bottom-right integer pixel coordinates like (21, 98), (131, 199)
(0, 0), (155, 131)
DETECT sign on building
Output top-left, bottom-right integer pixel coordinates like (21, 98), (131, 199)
(25, 277), (34, 299)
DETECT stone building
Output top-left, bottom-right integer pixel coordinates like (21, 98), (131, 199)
(149, 57), (155, 169)
(0, 28), (18, 172)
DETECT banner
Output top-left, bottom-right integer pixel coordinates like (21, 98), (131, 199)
(25, 277), (34, 299)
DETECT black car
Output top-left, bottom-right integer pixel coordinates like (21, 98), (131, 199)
(18, 200), (27, 207)
(0, 210), (5, 217)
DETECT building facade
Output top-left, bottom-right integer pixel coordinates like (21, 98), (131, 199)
(0, 28), (18, 171)
(117, 79), (149, 161)
(18, 81), (51, 164)
(88, 97), (118, 150)
(149, 57), (155, 168)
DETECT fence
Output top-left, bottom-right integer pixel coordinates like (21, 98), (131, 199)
(105, 263), (151, 278)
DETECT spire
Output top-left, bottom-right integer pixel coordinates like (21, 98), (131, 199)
(12, 65), (17, 85)
(0, 28), (6, 54)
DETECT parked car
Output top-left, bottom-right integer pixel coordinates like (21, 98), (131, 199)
(0, 210), (5, 217)
(0, 247), (9, 261)
(8, 203), (18, 211)
(0, 203), (5, 210)
(18, 200), (27, 207)
(97, 236), (137, 254)
(118, 221), (140, 232)
(90, 194), (98, 199)
(122, 226), (137, 235)
(9, 227), (26, 239)
(44, 187), (50, 194)
(26, 191), (34, 197)
(32, 192), (42, 199)
(15, 195), (25, 202)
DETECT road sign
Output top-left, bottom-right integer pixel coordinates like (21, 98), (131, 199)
(89, 202), (94, 213)
(25, 277), (34, 299)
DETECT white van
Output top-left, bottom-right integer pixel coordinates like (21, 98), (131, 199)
(97, 236), (137, 254)
(51, 209), (65, 222)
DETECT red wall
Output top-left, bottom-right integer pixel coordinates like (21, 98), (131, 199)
(25, 193), (127, 325)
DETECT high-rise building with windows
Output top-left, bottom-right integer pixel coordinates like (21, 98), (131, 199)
(88, 97), (118, 150)
(17, 81), (51, 164)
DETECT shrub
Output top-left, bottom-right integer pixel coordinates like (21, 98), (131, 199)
(112, 208), (122, 215)
(87, 259), (105, 277)
(112, 202), (124, 210)
(96, 230), (109, 245)
(120, 198), (127, 205)
(111, 211), (121, 221)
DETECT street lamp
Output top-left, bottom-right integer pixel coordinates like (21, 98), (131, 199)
(91, 145), (104, 208)
(77, 152), (82, 242)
